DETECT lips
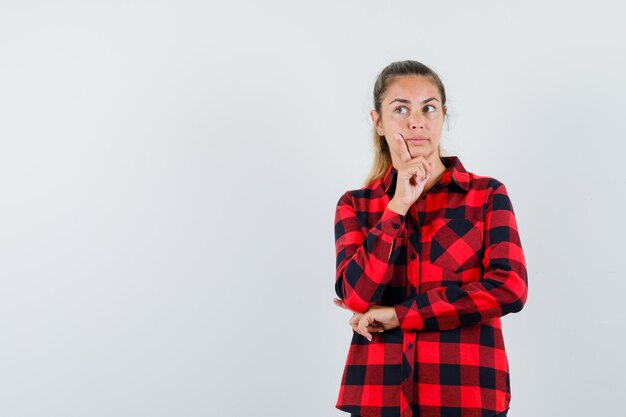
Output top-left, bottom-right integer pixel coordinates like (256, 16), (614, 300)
(407, 135), (428, 144)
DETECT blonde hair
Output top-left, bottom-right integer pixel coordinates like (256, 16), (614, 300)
(364, 60), (448, 187)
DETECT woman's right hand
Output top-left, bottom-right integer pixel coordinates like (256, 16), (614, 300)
(387, 133), (433, 215)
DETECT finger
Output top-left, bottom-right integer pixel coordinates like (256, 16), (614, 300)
(349, 315), (361, 332)
(348, 314), (361, 327)
(367, 324), (385, 333)
(422, 160), (433, 177)
(406, 160), (426, 184)
(418, 160), (430, 182)
(358, 315), (373, 342)
(410, 160), (426, 176)
(421, 161), (434, 183)
(411, 159), (431, 182)
(393, 133), (413, 163)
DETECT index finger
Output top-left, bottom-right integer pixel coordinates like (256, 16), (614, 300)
(392, 133), (413, 162)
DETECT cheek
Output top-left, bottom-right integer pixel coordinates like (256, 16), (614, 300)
(427, 114), (445, 129)
(384, 115), (403, 128)
(379, 116), (398, 134)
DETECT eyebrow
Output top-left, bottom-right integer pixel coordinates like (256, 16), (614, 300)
(388, 97), (440, 106)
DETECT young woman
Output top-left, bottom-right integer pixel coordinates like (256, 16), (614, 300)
(332, 60), (528, 417)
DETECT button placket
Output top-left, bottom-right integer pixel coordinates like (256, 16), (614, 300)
(408, 202), (421, 297)
(400, 331), (417, 417)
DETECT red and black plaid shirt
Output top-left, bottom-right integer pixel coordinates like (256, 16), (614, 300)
(333, 156), (528, 417)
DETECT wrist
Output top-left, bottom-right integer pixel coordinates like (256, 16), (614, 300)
(387, 199), (409, 216)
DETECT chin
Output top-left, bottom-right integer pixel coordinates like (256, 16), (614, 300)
(409, 149), (434, 159)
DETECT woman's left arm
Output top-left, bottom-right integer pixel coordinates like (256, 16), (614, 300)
(393, 182), (528, 332)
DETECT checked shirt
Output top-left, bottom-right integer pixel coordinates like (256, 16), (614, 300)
(333, 156), (528, 417)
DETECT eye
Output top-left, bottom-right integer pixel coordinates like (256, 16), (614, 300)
(394, 106), (408, 114)
(423, 104), (436, 113)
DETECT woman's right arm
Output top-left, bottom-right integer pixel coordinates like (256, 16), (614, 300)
(336, 133), (432, 313)
(334, 191), (407, 313)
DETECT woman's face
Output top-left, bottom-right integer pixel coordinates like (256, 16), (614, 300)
(371, 75), (447, 161)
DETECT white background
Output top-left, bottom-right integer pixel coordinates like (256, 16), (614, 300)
(1, 1), (625, 416)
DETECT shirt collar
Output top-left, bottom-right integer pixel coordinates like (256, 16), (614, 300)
(383, 155), (470, 196)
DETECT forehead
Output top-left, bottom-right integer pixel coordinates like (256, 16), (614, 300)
(384, 75), (440, 102)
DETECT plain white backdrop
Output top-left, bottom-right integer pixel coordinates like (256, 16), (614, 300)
(1, 1), (625, 416)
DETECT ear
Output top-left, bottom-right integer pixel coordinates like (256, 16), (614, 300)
(442, 104), (448, 117)
(370, 109), (384, 136)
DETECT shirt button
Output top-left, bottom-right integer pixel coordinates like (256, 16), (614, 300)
(408, 343), (413, 349)
(392, 223), (400, 229)
(410, 253), (416, 260)
(410, 286), (416, 293)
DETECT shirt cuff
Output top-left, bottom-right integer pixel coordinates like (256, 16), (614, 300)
(394, 299), (425, 331)
(376, 206), (406, 237)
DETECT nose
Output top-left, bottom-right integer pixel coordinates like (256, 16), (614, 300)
(409, 112), (425, 129)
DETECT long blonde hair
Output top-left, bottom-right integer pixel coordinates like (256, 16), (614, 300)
(364, 60), (448, 187)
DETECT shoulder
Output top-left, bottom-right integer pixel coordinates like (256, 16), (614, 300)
(467, 171), (506, 193)
(457, 161), (516, 212)
(463, 170), (517, 216)
(443, 156), (507, 196)
(453, 156), (506, 193)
